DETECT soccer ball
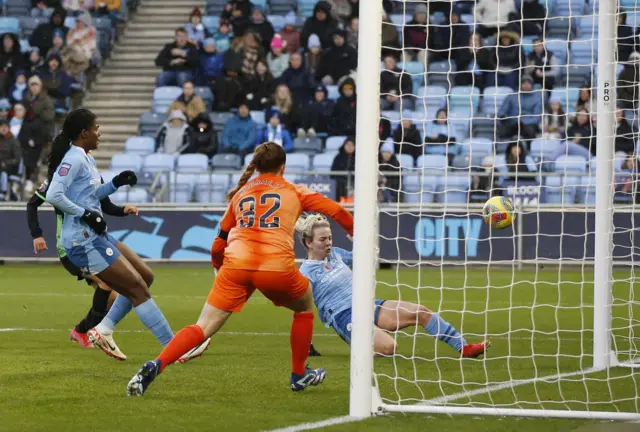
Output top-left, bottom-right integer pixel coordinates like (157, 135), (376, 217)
(482, 196), (515, 229)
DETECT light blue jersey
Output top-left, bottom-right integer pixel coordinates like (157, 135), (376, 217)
(46, 145), (117, 249)
(299, 247), (353, 325)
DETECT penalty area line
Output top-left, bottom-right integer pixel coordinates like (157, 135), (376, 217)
(263, 415), (363, 432)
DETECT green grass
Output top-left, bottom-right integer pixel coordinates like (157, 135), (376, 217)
(0, 265), (638, 431)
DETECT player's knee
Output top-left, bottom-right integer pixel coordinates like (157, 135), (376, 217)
(129, 276), (150, 305)
(142, 270), (154, 288)
(375, 341), (397, 357)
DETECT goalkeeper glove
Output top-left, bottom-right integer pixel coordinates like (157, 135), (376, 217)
(112, 170), (138, 188)
(81, 209), (107, 235)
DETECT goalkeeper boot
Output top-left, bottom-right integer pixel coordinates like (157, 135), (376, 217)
(69, 329), (93, 348)
(175, 338), (211, 364)
(87, 327), (127, 361)
(290, 366), (326, 392)
(462, 341), (491, 359)
(309, 342), (322, 357)
(127, 360), (160, 396)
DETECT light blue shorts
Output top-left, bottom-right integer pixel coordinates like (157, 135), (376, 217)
(331, 300), (386, 344)
(65, 234), (121, 276)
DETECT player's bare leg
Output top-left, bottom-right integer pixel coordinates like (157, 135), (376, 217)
(376, 300), (489, 358)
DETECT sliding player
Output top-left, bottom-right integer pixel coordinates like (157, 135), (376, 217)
(126, 142), (354, 396)
(296, 214), (490, 358)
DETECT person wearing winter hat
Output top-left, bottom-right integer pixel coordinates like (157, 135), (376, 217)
(281, 12), (301, 53)
(249, 6), (275, 52)
(256, 108), (294, 152)
(267, 34), (290, 79)
(378, 137), (400, 202)
(300, 0), (339, 49)
(317, 28), (357, 85)
(497, 74), (543, 141)
(156, 110), (191, 154)
(9, 70), (28, 105)
(305, 34), (324, 78)
(66, 11), (97, 64)
(213, 18), (233, 52)
(299, 84), (333, 137)
(185, 7), (209, 47)
(220, 102), (258, 157)
(199, 37), (224, 87)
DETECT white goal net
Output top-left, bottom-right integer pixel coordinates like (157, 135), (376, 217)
(351, 0), (640, 420)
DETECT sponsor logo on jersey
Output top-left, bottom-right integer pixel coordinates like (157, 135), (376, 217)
(58, 162), (72, 176)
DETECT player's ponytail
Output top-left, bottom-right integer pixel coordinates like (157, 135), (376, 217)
(295, 213), (330, 249)
(47, 108), (97, 176)
(227, 142), (287, 201)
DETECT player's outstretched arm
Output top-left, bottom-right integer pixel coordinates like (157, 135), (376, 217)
(210, 204), (236, 270)
(297, 187), (354, 236)
(26, 189), (46, 239)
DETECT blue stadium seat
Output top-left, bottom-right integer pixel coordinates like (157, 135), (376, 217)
(293, 137), (322, 154)
(110, 153), (143, 173)
(520, 36), (537, 57)
(7, 0), (30, 16)
(202, 16), (220, 33)
(211, 153), (242, 170)
(206, 0), (226, 15)
(627, 12), (640, 29)
(142, 153), (175, 185)
(448, 111), (472, 141)
(469, 117), (497, 140)
(110, 187), (149, 204)
(285, 153), (310, 171)
(139, 112), (164, 136)
(64, 16), (76, 29)
(545, 39), (569, 66)
(577, 15), (598, 38)
(0, 17), (20, 35)
(390, 14), (405, 26)
(325, 136), (347, 152)
(418, 85), (448, 112)
(124, 136), (155, 156)
(243, 153), (253, 168)
(530, 138), (563, 161)
(20, 17), (47, 39)
(396, 153), (414, 170)
(250, 110), (265, 124)
(153, 86), (182, 114)
(210, 112), (235, 131)
(436, 175), (470, 204)
(579, 175), (596, 205)
(569, 38), (597, 66)
(176, 154), (209, 172)
(398, 61), (425, 94)
(268, 15), (285, 31)
(326, 85), (340, 101)
(195, 87), (214, 111)
(402, 174), (437, 203)
(271, 0), (296, 14)
(195, 173), (230, 203)
(100, 170), (117, 183)
(544, 175), (580, 204)
(168, 173), (195, 203)
(312, 152), (337, 171)
(459, 138), (494, 157)
(417, 155), (448, 173)
(554, 155), (587, 173)
(482, 86), (512, 116)
(448, 86), (481, 114)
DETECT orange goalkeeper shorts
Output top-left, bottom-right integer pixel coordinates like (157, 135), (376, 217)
(207, 267), (310, 312)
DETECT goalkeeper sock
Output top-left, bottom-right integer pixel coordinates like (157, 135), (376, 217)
(75, 287), (111, 333)
(157, 324), (205, 373)
(96, 293), (133, 334)
(424, 313), (467, 352)
(134, 298), (174, 346)
(291, 312), (314, 375)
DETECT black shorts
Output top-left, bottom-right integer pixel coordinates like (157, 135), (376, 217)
(60, 255), (92, 285)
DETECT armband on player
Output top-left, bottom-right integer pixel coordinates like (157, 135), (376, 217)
(218, 230), (229, 241)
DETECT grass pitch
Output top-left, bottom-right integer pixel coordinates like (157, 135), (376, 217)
(0, 264), (638, 431)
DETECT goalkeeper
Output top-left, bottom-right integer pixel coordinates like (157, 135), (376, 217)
(296, 214), (489, 358)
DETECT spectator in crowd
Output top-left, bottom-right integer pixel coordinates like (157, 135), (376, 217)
(280, 52), (315, 108)
(0, 99), (9, 123)
(95, 0), (123, 24)
(0, 33), (24, 97)
(63, 0), (93, 13)
(268, 83), (299, 132)
(168, 80), (206, 123)
(299, 84), (333, 137)
(498, 75), (543, 141)
(185, 8), (209, 48)
(26, 48), (45, 78)
(402, 4), (428, 64)
(213, 18), (233, 53)
(221, 0), (253, 37)
(243, 59), (273, 111)
(487, 30), (524, 90)
(565, 108), (595, 156)
(280, 13), (301, 54)
(220, 102), (257, 157)
(12, 102), (43, 185)
(249, 7), (275, 53)
(9, 71), (28, 105)
(38, 53), (79, 110)
(214, 67), (243, 111)
(378, 138), (400, 203)
(379, 117), (391, 140)
(47, 28), (90, 79)
(618, 12), (636, 63)
(24, 75), (54, 146)
(615, 154), (636, 196)
(266, 35), (290, 79)
(424, 108), (456, 153)
(331, 76), (357, 136)
(30, 8), (68, 56)
(615, 108), (635, 154)
(455, 33), (491, 90)
(301, 1), (339, 50)
(155, 28), (200, 87)
(542, 99), (567, 140)
(379, 54), (413, 110)
(305, 34), (323, 78)
(199, 38), (224, 88)
(501, 141), (536, 181)
(617, 52), (640, 110)
(474, 0), (517, 38)
(575, 84), (596, 115)
(347, 17), (358, 49)
(517, 0), (545, 36)
(31, 0), (54, 18)
(327, 0), (352, 23)
(392, 112), (422, 161)
(66, 12), (97, 67)
(188, 112), (218, 157)
(256, 109), (293, 152)
(156, 110), (191, 154)
(331, 136), (355, 200)
(448, 12), (471, 61)
(381, 11), (401, 60)
(527, 38), (558, 92)
(470, 155), (497, 202)
(234, 30), (264, 79)
(0, 118), (21, 200)
(427, 14), (460, 64)
(317, 29), (357, 85)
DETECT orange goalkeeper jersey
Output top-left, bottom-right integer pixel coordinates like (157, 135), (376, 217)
(212, 173), (354, 272)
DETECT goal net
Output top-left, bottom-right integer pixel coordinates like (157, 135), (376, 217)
(350, 0), (640, 420)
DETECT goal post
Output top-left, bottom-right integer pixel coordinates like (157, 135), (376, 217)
(351, 0), (640, 421)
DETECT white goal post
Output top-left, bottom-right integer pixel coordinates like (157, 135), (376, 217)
(351, 0), (640, 421)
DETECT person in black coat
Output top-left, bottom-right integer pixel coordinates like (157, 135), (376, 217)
(379, 54), (413, 110)
(392, 114), (423, 162)
(214, 67), (244, 111)
(566, 109), (596, 155)
(455, 33), (492, 90)
(279, 52), (315, 108)
(188, 112), (218, 157)
(0, 33), (24, 98)
(247, 7), (275, 54)
(221, 0), (253, 37)
(155, 28), (201, 87)
(300, 84), (334, 136)
(331, 136), (356, 200)
(615, 108), (635, 154)
(243, 59), (274, 111)
(618, 12), (636, 63)
(300, 1), (340, 50)
(29, 7), (67, 57)
(378, 138), (400, 203)
(316, 29), (357, 85)
(12, 103), (43, 183)
(331, 76), (357, 136)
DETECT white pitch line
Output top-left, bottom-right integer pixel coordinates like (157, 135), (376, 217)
(263, 415), (362, 432)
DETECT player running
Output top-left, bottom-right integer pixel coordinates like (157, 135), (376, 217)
(296, 214), (490, 358)
(126, 142), (354, 396)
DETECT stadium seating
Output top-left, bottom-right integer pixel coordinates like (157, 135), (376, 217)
(142, 153), (175, 185)
(250, 110), (266, 124)
(111, 153), (143, 173)
(284, 153), (311, 171)
(482, 87), (513, 116)
(211, 153), (242, 170)
(312, 152), (337, 171)
(402, 174), (437, 203)
(195, 173), (230, 203)
(176, 154), (209, 173)
(153, 86), (182, 114)
(0, 17), (20, 35)
(325, 136), (347, 152)
(396, 153), (414, 170)
(19, 17), (47, 39)
(436, 175), (470, 204)
(111, 188), (149, 204)
(139, 112), (164, 136)
(202, 16), (220, 33)
(417, 155), (448, 172)
(459, 138), (494, 157)
(168, 173), (196, 203)
(6, 0), (30, 17)
(124, 136), (156, 156)
(293, 137), (323, 154)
